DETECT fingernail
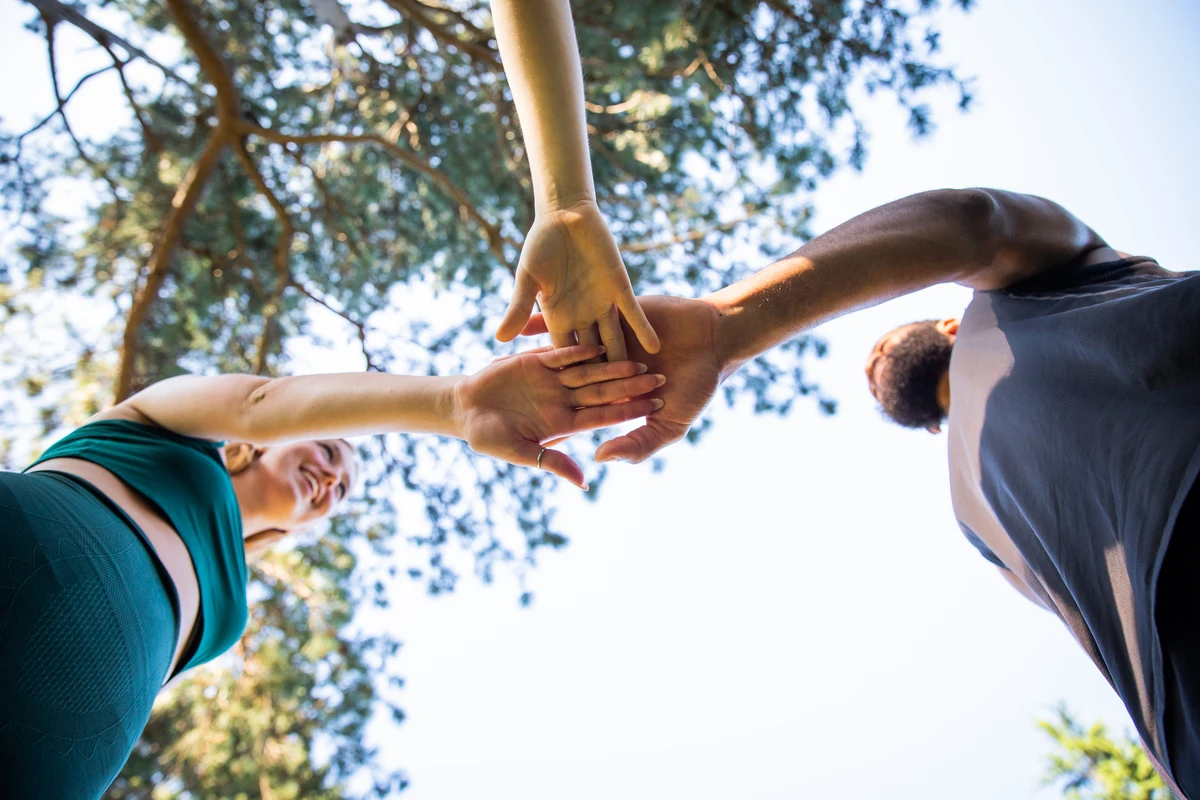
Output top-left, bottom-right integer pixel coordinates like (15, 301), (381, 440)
(650, 398), (665, 410)
(653, 374), (666, 387)
(581, 483), (590, 491)
(636, 363), (648, 374)
(596, 346), (606, 354)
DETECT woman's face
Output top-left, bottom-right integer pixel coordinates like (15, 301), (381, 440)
(238, 439), (359, 533)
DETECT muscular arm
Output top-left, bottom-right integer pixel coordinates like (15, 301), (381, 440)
(710, 188), (1111, 374)
(592, 188), (1114, 463)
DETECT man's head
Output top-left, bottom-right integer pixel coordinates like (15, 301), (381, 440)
(865, 318), (959, 433)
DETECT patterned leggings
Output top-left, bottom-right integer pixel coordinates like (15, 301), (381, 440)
(0, 470), (178, 800)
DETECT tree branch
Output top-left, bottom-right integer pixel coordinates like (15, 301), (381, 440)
(234, 120), (514, 270)
(231, 140), (295, 376)
(379, 0), (500, 71)
(16, 63), (114, 142)
(619, 211), (756, 254)
(22, 0), (186, 84)
(115, 130), (229, 402)
(291, 281), (383, 372)
(164, 0), (242, 122)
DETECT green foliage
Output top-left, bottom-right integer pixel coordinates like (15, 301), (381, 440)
(1, 0), (975, 794)
(1040, 707), (1176, 800)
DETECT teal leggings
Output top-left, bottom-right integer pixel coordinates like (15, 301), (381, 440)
(0, 470), (178, 799)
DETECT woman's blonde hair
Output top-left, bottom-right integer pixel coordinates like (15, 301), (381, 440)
(223, 442), (288, 559)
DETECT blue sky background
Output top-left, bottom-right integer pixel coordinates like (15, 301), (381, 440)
(2, 0), (1199, 797)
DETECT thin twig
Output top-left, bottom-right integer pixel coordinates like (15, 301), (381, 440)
(231, 140), (295, 376)
(379, 0), (500, 70)
(16, 63), (115, 141)
(23, 0), (186, 84)
(235, 120), (515, 270)
(619, 211), (756, 254)
(291, 281), (382, 372)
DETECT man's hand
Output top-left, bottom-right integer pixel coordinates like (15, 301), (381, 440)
(520, 295), (724, 464)
(495, 200), (660, 362)
(453, 343), (665, 488)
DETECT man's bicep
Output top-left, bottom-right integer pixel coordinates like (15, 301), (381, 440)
(961, 189), (1114, 291)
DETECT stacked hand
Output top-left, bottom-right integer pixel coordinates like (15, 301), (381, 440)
(454, 343), (666, 488)
(519, 295), (726, 465)
(495, 201), (660, 362)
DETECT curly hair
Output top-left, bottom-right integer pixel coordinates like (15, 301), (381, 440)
(875, 322), (953, 429)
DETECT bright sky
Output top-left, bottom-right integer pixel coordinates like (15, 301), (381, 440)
(2, 0), (1199, 797)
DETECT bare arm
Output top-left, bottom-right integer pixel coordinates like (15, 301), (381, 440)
(589, 188), (1114, 463)
(710, 188), (1111, 374)
(101, 372), (462, 444)
(93, 346), (666, 487)
(489, 0), (658, 359)
(489, 0), (593, 213)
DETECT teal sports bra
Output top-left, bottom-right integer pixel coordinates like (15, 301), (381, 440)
(26, 419), (248, 675)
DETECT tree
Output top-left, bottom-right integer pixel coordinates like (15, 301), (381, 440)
(1040, 707), (1176, 800)
(1, 0), (974, 794)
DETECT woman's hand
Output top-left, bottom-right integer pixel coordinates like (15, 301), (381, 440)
(452, 343), (665, 488)
(494, 201), (660, 362)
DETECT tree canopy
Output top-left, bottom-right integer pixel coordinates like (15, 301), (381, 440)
(1, 0), (973, 794)
(1041, 708), (1176, 800)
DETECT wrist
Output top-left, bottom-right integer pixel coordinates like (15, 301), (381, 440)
(534, 187), (597, 216)
(704, 291), (751, 381)
(443, 375), (470, 440)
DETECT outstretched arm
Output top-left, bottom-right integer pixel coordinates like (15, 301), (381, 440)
(582, 188), (1113, 462)
(95, 345), (665, 488)
(489, 0), (659, 361)
(711, 188), (1111, 372)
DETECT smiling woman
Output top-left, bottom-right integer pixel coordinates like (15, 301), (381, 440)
(0, 346), (664, 800)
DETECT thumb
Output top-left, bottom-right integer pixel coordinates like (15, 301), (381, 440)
(618, 293), (661, 354)
(496, 268), (540, 343)
(594, 422), (675, 465)
(520, 313), (548, 337)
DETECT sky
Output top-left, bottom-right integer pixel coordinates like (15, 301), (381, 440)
(2, 0), (1199, 798)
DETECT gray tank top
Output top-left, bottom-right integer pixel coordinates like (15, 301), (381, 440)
(947, 256), (1200, 767)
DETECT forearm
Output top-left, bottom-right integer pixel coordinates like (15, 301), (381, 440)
(126, 372), (464, 444)
(490, 0), (595, 212)
(707, 188), (1101, 373)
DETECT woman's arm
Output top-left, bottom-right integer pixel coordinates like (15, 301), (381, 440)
(96, 345), (665, 487)
(489, 0), (658, 361)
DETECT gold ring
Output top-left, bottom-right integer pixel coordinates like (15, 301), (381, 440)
(536, 448), (546, 470)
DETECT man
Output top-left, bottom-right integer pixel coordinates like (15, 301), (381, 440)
(518, 188), (1200, 795)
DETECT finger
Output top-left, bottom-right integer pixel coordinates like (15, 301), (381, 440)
(558, 360), (645, 389)
(550, 329), (578, 350)
(542, 435), (571, 447)
(536, 343), (606, 370)
(618, 294), (661, 355)
(575, 324), (602, 359)
(594, 417), (680, 464)
(519, 313), (548, 337)
(492, 347), (552, 367)
(496, 269), (540, 343)
(517, 439), (587, 489)
(574, 397), (665, 432)
(597, 304), (627, 362)
(569, 373), (664, 407)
